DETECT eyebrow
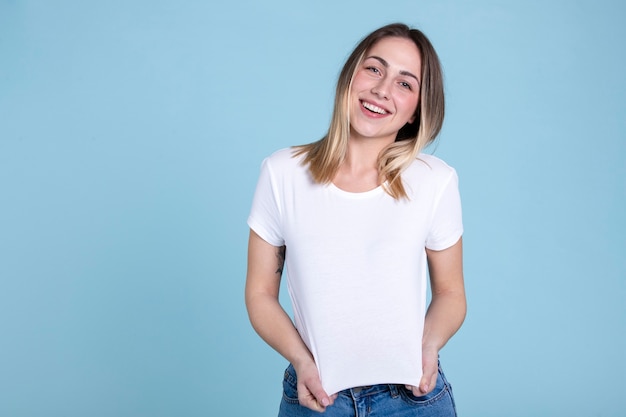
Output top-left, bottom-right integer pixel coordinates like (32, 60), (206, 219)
(366, 55), (421, 86)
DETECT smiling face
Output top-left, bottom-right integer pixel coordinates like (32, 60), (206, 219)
(349, 36), (422, 144)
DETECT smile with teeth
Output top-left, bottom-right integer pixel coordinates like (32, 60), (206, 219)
(361, 101), (388, 115)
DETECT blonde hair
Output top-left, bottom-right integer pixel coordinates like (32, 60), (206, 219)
(293, 23), (445, 199)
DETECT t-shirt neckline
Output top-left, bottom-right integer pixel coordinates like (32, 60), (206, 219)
(327, 182), (387, 199)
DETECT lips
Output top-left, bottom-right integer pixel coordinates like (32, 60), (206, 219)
(361, 100), (390, 115)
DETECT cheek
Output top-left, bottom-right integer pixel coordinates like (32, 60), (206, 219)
(351, 73), (369, 92)
(401, 96), (420, 123)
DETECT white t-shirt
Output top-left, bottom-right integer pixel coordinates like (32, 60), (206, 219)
(248, 148), (463, 395)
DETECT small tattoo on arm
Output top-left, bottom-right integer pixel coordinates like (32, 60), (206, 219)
(275, 246), (286, 275)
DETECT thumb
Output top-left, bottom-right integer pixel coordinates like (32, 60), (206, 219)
(419, 360), (438, 394)
(299, 375), (331, 411)
(308, 378), (331, 407)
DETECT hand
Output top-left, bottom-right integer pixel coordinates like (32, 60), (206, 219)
(405, 346), (439, 397)
(294, 360), (336, 412)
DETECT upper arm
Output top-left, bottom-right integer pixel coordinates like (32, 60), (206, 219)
(245, 229), (286, 302)
(426, 237), (464, 296)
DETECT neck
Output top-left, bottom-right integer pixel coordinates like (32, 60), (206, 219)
(343, 131), (395, 171)
(331, 133), (392, 192)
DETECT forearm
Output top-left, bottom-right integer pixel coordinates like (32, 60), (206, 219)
(246, 231), (314, 367)
(246, 231), (332, 410)
(422, 289), (466, 351)
(246, 292), (314, 368)
(423, 238), (465, 352)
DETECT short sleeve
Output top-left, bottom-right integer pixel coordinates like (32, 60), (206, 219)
(247, 157), (285, 247)
(425, 169), (463, 251)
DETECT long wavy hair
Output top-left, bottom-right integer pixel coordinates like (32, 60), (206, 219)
(293, 23), (445, 199)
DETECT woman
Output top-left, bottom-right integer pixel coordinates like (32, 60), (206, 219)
(246, 23), (465, 416)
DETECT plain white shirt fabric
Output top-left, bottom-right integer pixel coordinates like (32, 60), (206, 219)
(248, 148), (463, 395)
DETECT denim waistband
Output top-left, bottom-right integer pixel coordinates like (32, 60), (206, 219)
(343, 384), (400, 398)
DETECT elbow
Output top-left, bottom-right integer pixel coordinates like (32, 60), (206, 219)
(244, 290), (276, 336)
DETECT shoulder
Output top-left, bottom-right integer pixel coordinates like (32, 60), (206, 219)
(400, 154), (460, 198)
(260, 147), (307, 177)
(402, 154), (462, 208)
(265, 147), (297, 162)
(406, 153), (458, 181)
(264, 147), (303, 164)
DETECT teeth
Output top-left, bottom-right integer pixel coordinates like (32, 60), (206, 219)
(362, 101), (387, 114)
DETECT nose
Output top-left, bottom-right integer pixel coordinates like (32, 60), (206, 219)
(371, 78), (391, 100)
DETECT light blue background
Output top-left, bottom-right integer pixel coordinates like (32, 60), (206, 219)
(1, 1), (624, 416)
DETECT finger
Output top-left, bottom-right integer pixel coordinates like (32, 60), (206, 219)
(298, 390), (325, 412)
(311, 387), (330, 408)
(299, 379), (330, 411)
(303, 398), (325, 412)
(419, 363), (438, 394)
(421, 371), (438, 394)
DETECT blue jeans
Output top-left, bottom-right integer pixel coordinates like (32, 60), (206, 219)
(277, 363), (457, 417)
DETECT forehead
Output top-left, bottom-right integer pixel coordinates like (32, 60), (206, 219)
(365, 36), (422, 73)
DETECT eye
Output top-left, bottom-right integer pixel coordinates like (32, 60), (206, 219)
(399, 81), (412, 90)
(365, 66), (381, 75)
